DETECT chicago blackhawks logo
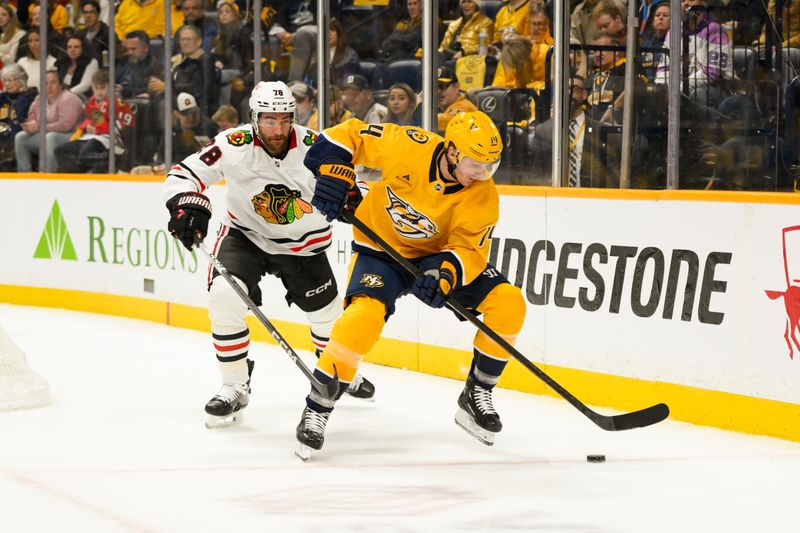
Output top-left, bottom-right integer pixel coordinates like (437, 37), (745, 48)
(226, 130), (253, 146)
(385, 187), (437, 239)
(302, 130), (317, 146)
(252, 184), (313, 225)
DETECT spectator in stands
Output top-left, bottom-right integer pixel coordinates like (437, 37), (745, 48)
(641, 1), (669, 81)
(289, 81), (315, 127)
(153, 92), (217, 167)
(572, 0), (624, 45)
(436, 65), (477, 132)
(655, 0), (732, 108)
(308, 18), (360, 87)
(177, 0), (218, 54)
(56, 36), (99, 98)
(492, 0), (531, 47)
(21, 5), (67, 60)
(55, 68), (135, 173)
(115, 0), (166, 41)
(75, 0), (116, 68)
(0, 64), (37, 168)
(211, 103), (238, 131)
(530, 72), (608, 186)
(213, 0), (244, 107)
(385, 82), (421, 126)
(492, 35), (534, 88)
(116, 30), (164, 99)
(378, 0), (424, 62)
(592, 0), (626, 39)
(149, 24), (220, 119)
(439, 0), (495, 60)
(341, 73), (386, 123)
(0, 4), (24, 67)
(272, 0), (318, 83)
(17, 30), (57, 90)
(493, 5), (553, 92)
(29, 0), (69, 32)
(307, 85), (351, 131)
(15, 69), (84, 172)
(756, 1), (800, 50)
(586, 31), (628, 123)
(638, 0), (662, 35)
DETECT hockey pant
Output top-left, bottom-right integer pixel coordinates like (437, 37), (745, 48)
(307, 282), (526, 412)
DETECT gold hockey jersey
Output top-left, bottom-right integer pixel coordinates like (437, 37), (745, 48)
(305, 119), (499, 286)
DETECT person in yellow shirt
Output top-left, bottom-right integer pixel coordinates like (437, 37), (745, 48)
(492, 0), (532, 46)
(492, 5), (553, 90)
(294, 111), (527, 459)
(29, 1), (69, 32)
(115, 0), (182, 41)
(437, 66), (478, 133)
(439, 0), (495, 59)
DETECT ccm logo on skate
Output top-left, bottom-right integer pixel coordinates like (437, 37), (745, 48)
(305, 279), (333, 297)
(360, 274), (384, 288)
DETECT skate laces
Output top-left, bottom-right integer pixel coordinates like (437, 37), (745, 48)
(471, 386), (496, 415)
(214, 382), (248, 403)
(303, 409), (330, 433)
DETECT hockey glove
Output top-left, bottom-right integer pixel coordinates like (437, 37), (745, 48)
(312, 160), (356, 222)
(412, 254), (458, 309)
(337, 183), (364, 223)
(166, 192), (212, 250)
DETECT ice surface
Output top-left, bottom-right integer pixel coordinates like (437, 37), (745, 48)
(1, 303), (798, 533)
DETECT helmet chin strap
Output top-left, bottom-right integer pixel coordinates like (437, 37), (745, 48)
(444, 146), (460, 181)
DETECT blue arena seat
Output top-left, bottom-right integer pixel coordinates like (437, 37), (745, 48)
(384, 59), (422, 92)
(358, 60), (385, 90)
(481, 0), (504, 21)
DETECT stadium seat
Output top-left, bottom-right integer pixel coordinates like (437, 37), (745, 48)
(385, 59), (422, 92)
(359, 60), (385, 90)
(733, 46), (756, 83)
(149, 38), (165, 61)
(480, 0), (504, 21)
(783, 48), (800, 77)
(472, 87), (509, 123)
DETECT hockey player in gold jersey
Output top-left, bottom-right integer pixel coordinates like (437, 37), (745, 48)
(295, 111), (527, 459)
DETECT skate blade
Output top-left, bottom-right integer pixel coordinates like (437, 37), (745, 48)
(345, 391), (376, 403)
(204, 412), (243, 430)
(295, 443), (313, 462)
(454, 408), (496, 446)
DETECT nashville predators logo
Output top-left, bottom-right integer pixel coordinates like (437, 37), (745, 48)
(360, 273), (384, 288)
(385, 187), (437, 239)
(406, 129), (429, 144)
(252, 184), (313, 225)
(226, 130), (253, 146)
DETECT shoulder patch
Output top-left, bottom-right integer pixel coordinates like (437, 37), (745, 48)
(302, 130), (318, 146)
(406, 129), (429, 144)
(226, 130), (253, 146)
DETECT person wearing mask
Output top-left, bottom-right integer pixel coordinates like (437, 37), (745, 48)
(15, 69), (84, 172)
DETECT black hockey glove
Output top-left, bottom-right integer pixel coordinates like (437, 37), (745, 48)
(412, 254), (458, 309)
(166, 192), (212, 250)
(312, 160), (356, 222)
(337, 182), (364, 223)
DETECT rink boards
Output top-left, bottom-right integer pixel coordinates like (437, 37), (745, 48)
(1, 173), (799, 441)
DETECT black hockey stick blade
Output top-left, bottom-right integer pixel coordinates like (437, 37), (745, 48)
(345, 213), (669, 431)
(193, 237), (341, 400)
(596, 402), (670, 431)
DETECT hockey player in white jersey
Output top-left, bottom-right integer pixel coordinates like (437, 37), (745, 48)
(163, 81), (375, 429)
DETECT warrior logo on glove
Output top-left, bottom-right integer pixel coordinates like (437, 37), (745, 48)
(166, 192), (212, 250)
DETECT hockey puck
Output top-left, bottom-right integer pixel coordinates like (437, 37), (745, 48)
(586, 454), (606, 463)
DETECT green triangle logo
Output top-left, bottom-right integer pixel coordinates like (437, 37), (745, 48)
(33, 200), (78, 260)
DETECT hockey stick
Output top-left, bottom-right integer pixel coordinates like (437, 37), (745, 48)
(194, 240), (340, 400)
(344, 213), (669, 431)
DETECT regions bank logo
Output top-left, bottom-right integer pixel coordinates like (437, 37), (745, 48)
(764, 225), (800, 359)
(33, 200), (78, 260)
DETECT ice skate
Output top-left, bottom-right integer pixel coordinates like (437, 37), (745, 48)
(454, 376), (502, 446)
(345, 372), (375, 401)
(295, 406), (331, 461)
(204, 360), (253, 429)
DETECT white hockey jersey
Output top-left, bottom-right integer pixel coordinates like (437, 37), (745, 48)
(163, 124), (332, 256)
